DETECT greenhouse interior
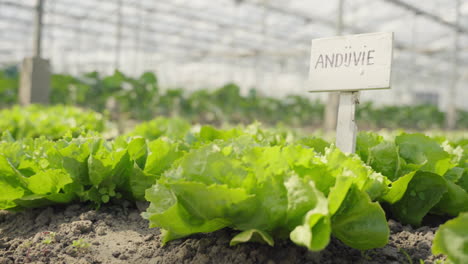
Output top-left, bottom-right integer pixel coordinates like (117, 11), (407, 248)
(0, 0), (467, 263)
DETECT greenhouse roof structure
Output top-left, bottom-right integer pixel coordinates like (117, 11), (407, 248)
(0, 0), (467, 109)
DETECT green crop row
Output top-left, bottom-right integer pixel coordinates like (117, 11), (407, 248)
(1, 68), (467, 129)
(0, 113), (466, 263)
(0, 105), (106, 140)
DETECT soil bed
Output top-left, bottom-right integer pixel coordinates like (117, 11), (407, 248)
(0, 202), (445, 264)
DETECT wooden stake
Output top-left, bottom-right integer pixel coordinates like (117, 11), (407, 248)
(336, 91), (359, 153)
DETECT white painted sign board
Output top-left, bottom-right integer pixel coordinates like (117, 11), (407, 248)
(308, 32), (393, 92)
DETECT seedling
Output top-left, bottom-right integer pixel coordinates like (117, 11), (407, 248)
(360, 250), (372, 261)
(72, 238), (90, 252)
(42, 232), (56, 245)
(399, 248), (413, 264)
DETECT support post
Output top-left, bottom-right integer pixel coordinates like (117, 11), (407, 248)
(33, 0), (44, 57)
(115, 0), (123, 70)
(19, 0), (50, 105)
(133, 0), (142, 75)
(324, 0), (345, 131)
(446, 0), (460, 130)
(336, 91), (359, 153)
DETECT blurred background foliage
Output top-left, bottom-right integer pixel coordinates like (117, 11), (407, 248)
(0, 68), (466, 130)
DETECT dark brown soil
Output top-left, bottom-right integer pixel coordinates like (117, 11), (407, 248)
(0, 201), (445, 264)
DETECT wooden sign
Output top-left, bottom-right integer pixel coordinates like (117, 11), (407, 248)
(307, 32), (394, 153)
(308, 32), (393, 92)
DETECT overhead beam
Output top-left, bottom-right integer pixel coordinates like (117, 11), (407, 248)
(1, 0), (467, 77)
(244, 0), (468, 68)
(383, 0), (468, 34)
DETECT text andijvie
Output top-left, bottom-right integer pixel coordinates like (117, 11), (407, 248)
(314, 48), (376, 69)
